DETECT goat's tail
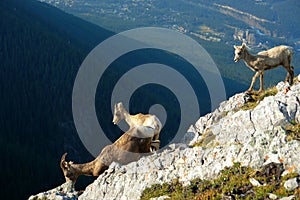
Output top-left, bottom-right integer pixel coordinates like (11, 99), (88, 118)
(287, 46), (294, 64)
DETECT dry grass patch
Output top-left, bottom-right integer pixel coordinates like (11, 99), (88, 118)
(141, 163), (300, 200)
(285, 121), (300, 141)
(192, 129), (217, 148)
(240, 86), (278, 111)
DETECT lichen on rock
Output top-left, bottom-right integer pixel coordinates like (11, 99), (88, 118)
(29, 79), (300, 200)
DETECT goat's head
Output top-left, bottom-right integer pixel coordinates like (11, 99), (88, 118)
(233, 43), (247, 62)
(112, 102), (126, 124)
(60, 153), (79, 183)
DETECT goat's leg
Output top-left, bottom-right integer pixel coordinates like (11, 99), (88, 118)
(285, 69), (290, 83)
(153, 131), (160, 141)
(92, 161), (109, 176)
(290, 66), (294, 85)
(247, 71), (260, 93)
(285, 66), (294, 85)
(151, 130), (161, 151)
(258, 71), (264, 93)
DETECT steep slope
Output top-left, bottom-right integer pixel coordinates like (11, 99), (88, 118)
(80, 78), (300, 199)
(30, 78), (300, 199)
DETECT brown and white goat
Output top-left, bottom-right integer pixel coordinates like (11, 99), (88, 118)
(112, 102), (162, 151)
(234, 43), (294, 93)
(60, 126), (154, 184)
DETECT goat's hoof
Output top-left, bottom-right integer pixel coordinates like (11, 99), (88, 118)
(150, 146), (159, 151)
(150, 140), (160, 151)
(150, 146), (159, 152)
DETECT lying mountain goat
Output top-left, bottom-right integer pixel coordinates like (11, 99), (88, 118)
(234, 43), (294, 93)
(61, 126), (154, 183)
(113, 102), (162, 151)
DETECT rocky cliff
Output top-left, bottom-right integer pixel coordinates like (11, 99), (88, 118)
(29, 77), (300, 200)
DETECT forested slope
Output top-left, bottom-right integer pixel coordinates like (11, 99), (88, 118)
(0, 0), (112, 199)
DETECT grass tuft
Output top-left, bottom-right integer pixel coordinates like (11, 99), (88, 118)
(192, 129), (216, 148)
(285, 122), (300, 141)
(240, 86), (278, 111)
(141, 163), (300, 200)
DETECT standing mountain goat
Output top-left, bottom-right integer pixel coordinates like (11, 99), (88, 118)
(234, 43), (294, 93)
(61, 126), (155, 184)
(113, 102), (162, 151)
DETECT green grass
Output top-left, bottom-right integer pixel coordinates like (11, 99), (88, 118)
(285, 122), (300, 142)
(192, 129), (217, 148)
(240, 76), (299, 111)
(141, 163), (300, 200)
(240, 86), (278, 111)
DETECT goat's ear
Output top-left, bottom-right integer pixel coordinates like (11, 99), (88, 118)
(118, 102), (123, 108)
(242, 43), (246, 48)
(60, 153), (68, 170)
(233, 45), (237, 49)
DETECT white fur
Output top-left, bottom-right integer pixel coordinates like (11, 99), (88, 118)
(128, 126), (155, 138)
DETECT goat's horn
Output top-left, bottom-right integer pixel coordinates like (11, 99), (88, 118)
(60, 152), (68, 169)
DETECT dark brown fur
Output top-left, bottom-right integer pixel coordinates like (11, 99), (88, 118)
(60, 126), (154, 183)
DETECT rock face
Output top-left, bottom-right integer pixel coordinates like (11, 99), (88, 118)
(28, 182), (78, 200)
(29, 80), (300, 200)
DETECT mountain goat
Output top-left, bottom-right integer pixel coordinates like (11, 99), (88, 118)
(60, 126), (155, 184)
(113, 102), (162, 151)
(234, 43), (294, 93)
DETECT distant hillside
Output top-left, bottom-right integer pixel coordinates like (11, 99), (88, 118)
(38, 0), (300, 86)
(39, 0), (300, 43)
(0, 1), (235, 199)
(0, 0), (112, 199)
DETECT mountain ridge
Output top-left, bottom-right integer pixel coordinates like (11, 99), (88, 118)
(29, 77), (300, 200)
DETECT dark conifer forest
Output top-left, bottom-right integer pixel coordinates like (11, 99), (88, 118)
(0, 0), (113, 198)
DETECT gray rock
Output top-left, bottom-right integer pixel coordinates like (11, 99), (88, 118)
(269, 193), (278, 200)
(284, 178), (299, 191)
(280, 195), (296, 200)
(276, 81), (290, 92)
(150, 195), (170, 200)
(28, 181), (78, 200)
(249, 178), (261, 186)
(182, 131), (200, 146)
(30, 78), (300, 200)
(79, 80), (300, 200)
